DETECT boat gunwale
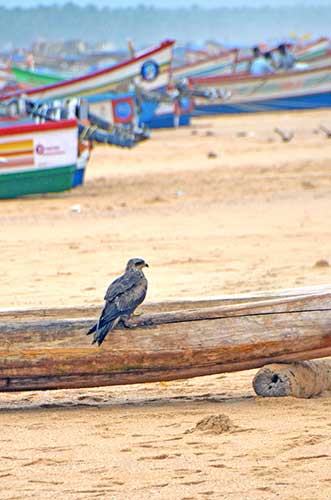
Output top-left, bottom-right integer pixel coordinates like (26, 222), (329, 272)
(190, 62), (331, 85)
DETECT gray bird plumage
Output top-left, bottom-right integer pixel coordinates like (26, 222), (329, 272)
(87, 258), (148, 346)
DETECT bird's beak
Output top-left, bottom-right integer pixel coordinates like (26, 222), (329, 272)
(144, 263), (149, 268)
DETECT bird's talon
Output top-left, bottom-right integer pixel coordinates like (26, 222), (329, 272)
(123, 319), (135, 329)
(142, 319), (154, 327)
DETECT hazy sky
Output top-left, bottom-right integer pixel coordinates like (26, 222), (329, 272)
(2, 0), (331, 7)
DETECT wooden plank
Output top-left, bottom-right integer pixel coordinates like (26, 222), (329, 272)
(0, 292), (331, 392)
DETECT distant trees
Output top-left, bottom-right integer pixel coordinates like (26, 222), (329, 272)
(0, 4), (329, 50)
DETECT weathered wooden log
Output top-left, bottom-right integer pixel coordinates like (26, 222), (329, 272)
(253, 360), (331, 398)
(1, 284), (330, 321)
(0, 290), (331, 392)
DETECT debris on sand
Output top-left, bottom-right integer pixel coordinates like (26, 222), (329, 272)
(187, 414), (235, 435)
(301, 180), (315, 190)
(314, 259), (329, 268)
(207, 151), (217, 159)
(70, 204), (81, 213)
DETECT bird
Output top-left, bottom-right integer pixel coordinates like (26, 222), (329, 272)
(274, 127), (294, 143)
(319, 125), (331, 138)
(87, 258), (149, 346)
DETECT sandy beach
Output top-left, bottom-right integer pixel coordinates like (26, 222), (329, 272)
(1, 109), (331, 499)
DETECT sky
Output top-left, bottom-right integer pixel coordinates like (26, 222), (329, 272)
(1, 0), (331, 7)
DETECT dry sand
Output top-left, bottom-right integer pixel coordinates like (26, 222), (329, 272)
(1, 110), (331, 499)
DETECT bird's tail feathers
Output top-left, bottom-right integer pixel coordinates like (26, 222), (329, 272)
(91, 316), (120, 346)
(87, 322), (97, 335)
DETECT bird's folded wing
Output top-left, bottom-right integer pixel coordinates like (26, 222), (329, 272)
(104, 272), (141, 302)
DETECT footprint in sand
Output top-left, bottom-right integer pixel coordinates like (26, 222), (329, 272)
(23, 458), (67, 467)
(137, 453), (174, 461)
(282, 434), (327, 451)
(181, 480), (206, 486)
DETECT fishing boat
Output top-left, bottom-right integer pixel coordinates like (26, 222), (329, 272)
(8, 71), (191, 130)
(87, 91), (137, 126)
(293, 36), (330, 61)
(191, 64), (331, 115)
(0, 118), (89, 198)
(227, 37), (331, 73)
(11, 66), (64, 86)
(173, 38), (331, 79)
(0, 92), (150, 198)
(0, 285), (330, 392)
(171, 49), (238, 81)
(1, 40), (175, 103)
(82, 87), (193, 130)
(0, 66), (12, 88)
(139, 97), (192, 128)
(232, 48), (331, 75)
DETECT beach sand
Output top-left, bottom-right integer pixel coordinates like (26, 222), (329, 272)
(0, 109), (331, 499)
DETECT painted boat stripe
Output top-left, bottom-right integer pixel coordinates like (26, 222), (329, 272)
(0, 119), (77, 136)
(0, 140), (33, 152)
(0, 156), (34, 169)
(1, 41), (174, 101)
(28, 62), (171, 100)
(0, 148), (33, 157)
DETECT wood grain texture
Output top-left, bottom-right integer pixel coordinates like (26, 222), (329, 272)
(1, 284), (330, 321)
(1, 289), (331, 392)
(253, 359), (331, 398)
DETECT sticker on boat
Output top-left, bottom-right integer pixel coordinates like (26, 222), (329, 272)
(141, 60), (159, 81)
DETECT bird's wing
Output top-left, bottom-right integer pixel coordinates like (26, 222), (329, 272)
(104, 271), (141, 302)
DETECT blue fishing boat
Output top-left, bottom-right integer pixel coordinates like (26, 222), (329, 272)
(191, 64), (331, 115)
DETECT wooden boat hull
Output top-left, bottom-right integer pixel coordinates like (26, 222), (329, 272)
(11, 66), (64, 86)
(1, 289), (331, 392)
(194, 90), (331, 115)
(2, 41), (174, 102)
(173, 38), (331, 80)
(141, 100), (191, 129)
(89, 91), (191, 130)
(294, 37), (330, 61)
(232, 38), (331, 74)
(172, 49), (238, 81)
(192, 65), (331, 115)
(0, 119), (82, 198)
(0, 164), (75, 198)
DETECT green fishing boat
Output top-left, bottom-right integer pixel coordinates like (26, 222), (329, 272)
(0, 118), (85, 198)
(11, 66), (64, 86)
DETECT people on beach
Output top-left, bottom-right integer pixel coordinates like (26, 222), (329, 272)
(249, 46), (275, 76)
(275, 43), (297, 70)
